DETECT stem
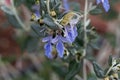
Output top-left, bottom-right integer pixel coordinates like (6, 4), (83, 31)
(11, 0), (29, 31)
(46, 0), (63, 29)
(84, 0), (88, 52)
(83, 0), (88, 80)
(83, 59), (87, 80)
(40, 0), (42, 16)
(47, 0), (50, 14)
(105, 65), (114, 76)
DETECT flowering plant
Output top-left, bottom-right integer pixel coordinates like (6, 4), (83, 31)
(0, 0), (120, 80)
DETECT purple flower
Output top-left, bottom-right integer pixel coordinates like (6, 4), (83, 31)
(65, 26), (77, 43)
(96, 0), (110, 12)
(63, 0), (70, 11)
(64, 18), (79, 43)
(52, 35), (68, 58)
(32, 4), (40, 20)
(42, 36), (53, 58)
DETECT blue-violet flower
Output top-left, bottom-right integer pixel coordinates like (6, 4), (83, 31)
(96, 0), (110, 12)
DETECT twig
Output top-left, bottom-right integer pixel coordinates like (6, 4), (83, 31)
(83, 59), (87, 80)
(83, 0), (88, 80)
(46, 0), (50, 14)
(10, 0), (30, 31)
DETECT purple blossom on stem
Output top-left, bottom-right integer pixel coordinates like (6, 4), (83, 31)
(96, 0), (110, 12)
(40, 0), (80, 59)
(64, 18), (79, 43)
(32, 4), (40, 19)
(42, 36), (53, 58)
(63, 0), (70, 11)
(52, 35), (69, 58)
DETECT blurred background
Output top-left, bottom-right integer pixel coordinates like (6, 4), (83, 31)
(0, 0), (120, 80)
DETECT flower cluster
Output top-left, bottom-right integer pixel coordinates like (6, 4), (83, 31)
(42, 18), (79, 58)
(96, 0), (110, 12)
(31, 0), (80, 58)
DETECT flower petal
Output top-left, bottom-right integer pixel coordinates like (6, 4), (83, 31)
(96, 0), (101, 4)
(32, 4), (40, 11)
(102, 0), (110, 12)
(60, 36), (68, 43)
(65, 26), (75, 43)
(73, 27), (78, 38)
(52, 36), (59, 43)
(64, 27), (73, 43)
(56, 41), (64, 58)
(42, 36), (52, 42)
(63, 0), (70, 11)
(68, 31), (74, 42)
(35, 11), (40, 18)
(44, 42), (53, 58)
(70, 19), (78, 26)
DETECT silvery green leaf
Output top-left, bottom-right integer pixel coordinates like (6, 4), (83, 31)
(90, 8), (103, 15)
(112, 59), (117, 66)
(0, 6), (14, 15)
(65, 60), (82, 80)
(88, 2), (97, 11)
(92, 61), (105, 78)
(52, 2), (61, 10)
(43, 15), (59, 30)
(6, 14), (21, 28)
(31, 24), (46, 37)
(40, 0), (47, 14)
(85, 19), (91, 27)
(108, 55), (113, 66)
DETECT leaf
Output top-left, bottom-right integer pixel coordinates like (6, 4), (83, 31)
(25, 37), (39, 53)
(87, 73), (97, 80)
(108, 55), (113, 66)
(104, 33), (116, 47)
(1, 6), (14, 15)
(52, 2), (61, 11)
(90, 8), (103, 15)
(65, 60), (82, 80)
(51, 62), (67, 77)
(43, 15), (59, 30)
(85, 19), (91, 27)
(40, 0), (47, 14)
(69, 2), (80, 12)
(92, 61), (105, 78)
(6, 14), (21, 28)
(31, 24), (46, 37)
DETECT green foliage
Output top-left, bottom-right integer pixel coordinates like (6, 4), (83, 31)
(65, 60), (82, 80)
(92, 61), (105, 78)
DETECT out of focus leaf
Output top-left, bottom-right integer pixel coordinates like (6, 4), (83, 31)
(65, 60), (82, 80)
(1, 6), (14, 15)
(85, 19), (91, 27)
(102, 9), (118, 20)
(90, 8), (103, 15)
(6, 14), (22, 28)
(104, 33), (116, 47)
(25, 38), (39, 53)
(2, 56), (16, 63)
(92, 61), (105, 78)
(14, 0), (34, 9)
(69, 2), (80, 12)
(51, 62), (67, 77)
(87, 73), (97, 80)
(108, 55), (113, 66)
